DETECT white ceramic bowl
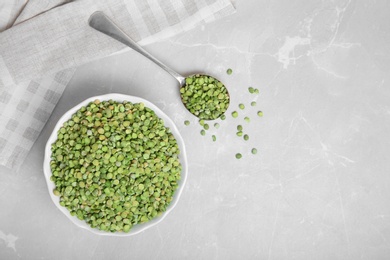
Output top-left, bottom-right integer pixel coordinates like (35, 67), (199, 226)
(43, 93), (188, 236)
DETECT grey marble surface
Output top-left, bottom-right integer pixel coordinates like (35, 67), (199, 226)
(1, 0), (390, 259)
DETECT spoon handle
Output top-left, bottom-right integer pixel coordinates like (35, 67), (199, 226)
(89, 11), (186, 87)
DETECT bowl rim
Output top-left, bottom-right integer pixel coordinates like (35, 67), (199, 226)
(43, 93), (188, 236)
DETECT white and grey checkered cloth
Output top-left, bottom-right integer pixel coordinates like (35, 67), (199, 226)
(0, 0), (235, 170)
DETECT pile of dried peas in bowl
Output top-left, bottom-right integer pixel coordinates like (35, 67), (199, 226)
(50, 100), (182, 233)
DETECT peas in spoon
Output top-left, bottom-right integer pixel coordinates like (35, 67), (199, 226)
(89, 11), (229, 120)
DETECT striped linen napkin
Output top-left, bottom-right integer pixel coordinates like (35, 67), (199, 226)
(0, 0), (235, 170)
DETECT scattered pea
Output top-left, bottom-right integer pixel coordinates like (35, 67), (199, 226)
(180, 75), (263, 163)
(184, 120), (190, 126)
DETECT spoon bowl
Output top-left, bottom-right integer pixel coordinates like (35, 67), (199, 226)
(179, 73), (230, 120)
(88, 11), (230, 120)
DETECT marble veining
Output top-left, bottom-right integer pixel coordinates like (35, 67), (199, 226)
(1, 0), (390, 259)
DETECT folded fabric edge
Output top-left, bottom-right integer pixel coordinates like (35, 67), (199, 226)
(0, 0), (28, 32)
(0, 68), (76, 170)
(13, 0), (73, 26)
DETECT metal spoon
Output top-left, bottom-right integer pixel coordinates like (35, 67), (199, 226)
(88, 11), (229, 120)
